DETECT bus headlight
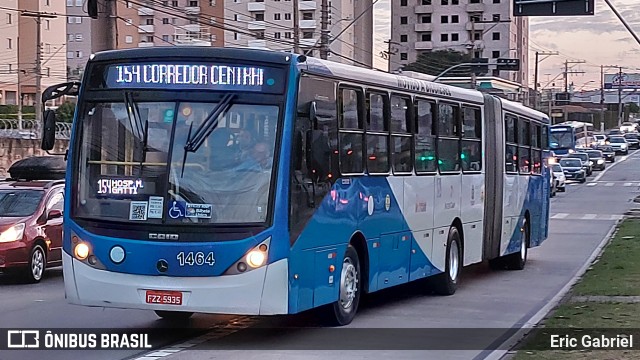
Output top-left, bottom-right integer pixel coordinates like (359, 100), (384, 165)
(246, 250), (266, 268)
(74, 242), (90, 260)
(568, 149), (575, 153)
(224, 237), (271, 275)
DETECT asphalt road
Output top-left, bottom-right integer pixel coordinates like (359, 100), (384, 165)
(2, 150), (640, 360)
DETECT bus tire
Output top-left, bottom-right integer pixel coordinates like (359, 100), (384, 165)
(326, 244), (361, 326)
(433, 226), (461, 296)
(154, 310), (194, 322)
(505, 219), (529, 270)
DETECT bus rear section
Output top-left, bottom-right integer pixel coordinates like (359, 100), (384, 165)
(58, 48), (295, 319)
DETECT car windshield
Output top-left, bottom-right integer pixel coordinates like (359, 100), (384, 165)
(609, 137), (625, 143)
(560, 159), (582, 168)
(75, 100), (280, 225)
(552, 164), (563, 172)
(0, 190), (43, 217)
(573, 153), (588, 161)
(586, 151), (602, 158)
(624, 134), (638, 139)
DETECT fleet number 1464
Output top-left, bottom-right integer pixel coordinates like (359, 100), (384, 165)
(176, 252), (215, 266)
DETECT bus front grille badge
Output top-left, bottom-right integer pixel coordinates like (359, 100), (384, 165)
(156, 259), (169, 273)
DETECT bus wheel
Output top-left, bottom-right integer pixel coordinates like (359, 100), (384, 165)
(506, 219), (529, 270)
(433, 227), (461, 296)
(154, 310), (194, 322)
(326, 245), (361, 326)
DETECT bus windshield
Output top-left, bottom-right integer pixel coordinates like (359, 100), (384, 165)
(550, 130), (573, 149)
(74, 99), (279, 225)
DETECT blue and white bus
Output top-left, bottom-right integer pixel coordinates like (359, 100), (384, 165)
(40, 47), (551, 325)
(549, 121), (595, 156)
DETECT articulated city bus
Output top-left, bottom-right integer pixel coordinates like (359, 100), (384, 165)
(41, 47), (551, 325)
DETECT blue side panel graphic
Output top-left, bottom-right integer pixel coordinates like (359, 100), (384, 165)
(288, 176), (438, 313)
(504, 161), (551, 255)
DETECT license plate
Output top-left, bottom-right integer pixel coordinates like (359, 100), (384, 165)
(145, 290), (183, 305)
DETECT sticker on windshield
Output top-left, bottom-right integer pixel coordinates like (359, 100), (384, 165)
(148, 196), (164, 219)
(168, 200), (186, 219)
(129, 201), (148, 221)
(186, 203), (212, 219)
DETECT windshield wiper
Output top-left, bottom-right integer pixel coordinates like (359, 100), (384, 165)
(123, 92), (149, 171)
(180, 93), (235, 177)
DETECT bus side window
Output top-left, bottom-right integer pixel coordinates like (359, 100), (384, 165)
(339, 87), (364, 174)
(437, 103), (460, 173)
(415, 99), (436, 173)
(505, 114), (518, 174)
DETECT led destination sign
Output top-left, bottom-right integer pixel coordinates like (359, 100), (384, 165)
(103, 63), (285, 93)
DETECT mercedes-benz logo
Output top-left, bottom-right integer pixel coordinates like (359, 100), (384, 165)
(156, 259), (169, 273)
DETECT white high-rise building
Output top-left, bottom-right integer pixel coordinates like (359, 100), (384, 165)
(390, 0), (528, 90)
(224, 0), (373, 67)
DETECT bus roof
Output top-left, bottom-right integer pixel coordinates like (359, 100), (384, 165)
(553, 121), (594, 129)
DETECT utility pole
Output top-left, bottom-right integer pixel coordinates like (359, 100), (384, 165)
(293, 0), (300, 53)
(91, 0), (117, 52)
(470, 18), (477, 89)
(319, 0), (329, 59)
(601, 65), (605, 130)
(533, 51), (558, 110)
(561, 60), (585, 122)
(21, 11), (56, 124)
(618, 66), (624, 126)
(17, 36), (21, 129)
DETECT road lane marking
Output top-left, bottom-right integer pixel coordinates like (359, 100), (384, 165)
(587, 183), (597, 187)
(551, 213), (569, 219)
(605, 182), (614, 187)
(582, 214), (597, 220)
(625, 182), (633, 187)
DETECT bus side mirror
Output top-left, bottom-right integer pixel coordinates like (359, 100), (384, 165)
(41, 109), (57, 151)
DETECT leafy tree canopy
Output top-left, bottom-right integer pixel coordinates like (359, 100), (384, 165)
(402, 49), (473, 77)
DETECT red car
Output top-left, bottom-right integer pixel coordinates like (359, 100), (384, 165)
(0, 156), (65, 283)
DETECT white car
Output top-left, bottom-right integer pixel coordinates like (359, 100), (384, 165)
(593, 134), (607, 146)
(620, 122), (637, 133)
(551, 163), (566, 192)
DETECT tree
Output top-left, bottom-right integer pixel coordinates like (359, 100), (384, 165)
(55, 101), (76, 123)
(401, 50), (473, 77)
(627, 102), (639, 114)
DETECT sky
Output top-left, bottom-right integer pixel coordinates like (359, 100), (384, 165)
(372, 0), (640, 91)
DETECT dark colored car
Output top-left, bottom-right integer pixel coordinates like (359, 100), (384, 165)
(571, 152), (593, 176)
(623, 133), (640, 149)
(559, 158), (586, 183)
(0, 157), (65, 283)
(585, 150), (606, 171)
(607, 129), (622, 136)
(596, 145), (616, 162)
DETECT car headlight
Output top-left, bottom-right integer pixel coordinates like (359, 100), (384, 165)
(0, 223), (25, 243)
(621, 144), (627, 149)
(589, 161), (593, 166)
(597, 159), (604, 164)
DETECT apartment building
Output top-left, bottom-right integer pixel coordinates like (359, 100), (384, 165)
(115, 0), (224, 48)
(0, 1), (67, 106)
(390, 0), (528, 89)
(224, 0), (374, 67)
(0, 1), (19, 105)
(67, 0), (92, 80)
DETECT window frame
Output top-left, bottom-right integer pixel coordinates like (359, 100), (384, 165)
(531, 122), (542, 175)
(517, 118), (531, 175)
(365, 90), (390, 175)
(414, 97), (438, 175)
(460, 105), (482, 174)
(436, 101), (461, 175)
(338, 85), (366, 175)
(504, 113), (519, 174)
(389, 93), (414, 175)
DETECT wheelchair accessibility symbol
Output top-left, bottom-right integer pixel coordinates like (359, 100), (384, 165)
(168, 201), (186, 219)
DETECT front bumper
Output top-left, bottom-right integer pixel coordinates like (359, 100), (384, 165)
(63, 252), (289, 315)
(0, 241), (29, 269)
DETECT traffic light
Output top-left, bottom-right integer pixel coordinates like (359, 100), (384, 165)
(497, 58), (520, 71)
(470, 58), (489, 76)
(88, 0), (98, 19)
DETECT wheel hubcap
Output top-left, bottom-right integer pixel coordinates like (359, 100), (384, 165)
(32, 249), (44, 280)
(449, 240), (459, 281)
(339, 258), (358, 310)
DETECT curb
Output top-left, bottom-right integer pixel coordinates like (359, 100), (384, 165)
(481, 218), (621, 360)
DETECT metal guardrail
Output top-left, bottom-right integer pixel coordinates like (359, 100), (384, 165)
(0, 119), (71, 139)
